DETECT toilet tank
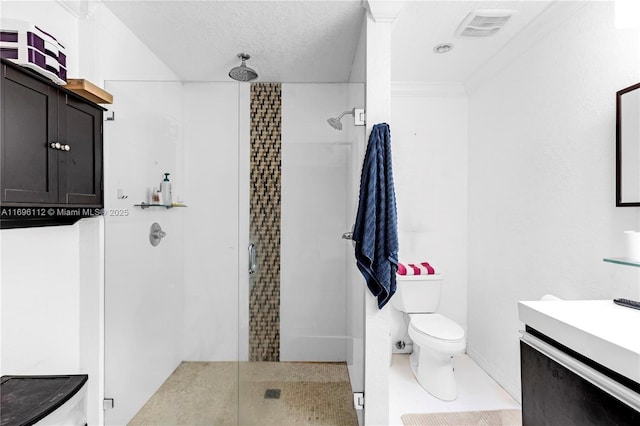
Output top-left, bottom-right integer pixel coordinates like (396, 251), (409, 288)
(391, 274), (443, 313)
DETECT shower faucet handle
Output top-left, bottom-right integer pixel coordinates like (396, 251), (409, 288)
(149, 223), (166, 247)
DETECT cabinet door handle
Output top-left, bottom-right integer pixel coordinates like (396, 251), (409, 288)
(49, 142), (70, 151)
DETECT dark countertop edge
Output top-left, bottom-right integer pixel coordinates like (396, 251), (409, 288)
(1, 374), (88, 426)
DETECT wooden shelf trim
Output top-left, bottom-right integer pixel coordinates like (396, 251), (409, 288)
(64, 79), (113, 104)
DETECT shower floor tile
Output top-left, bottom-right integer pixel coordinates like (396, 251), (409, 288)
(128, 361), (358, 426)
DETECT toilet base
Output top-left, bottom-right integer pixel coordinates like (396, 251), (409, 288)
(410, 346), (459, 401)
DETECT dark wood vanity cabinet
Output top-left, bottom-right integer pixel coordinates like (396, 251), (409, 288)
(520, 328), (640, 426)
(0, 59), (103, 227)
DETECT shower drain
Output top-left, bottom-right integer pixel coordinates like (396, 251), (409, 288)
(264, 389), (281, 399)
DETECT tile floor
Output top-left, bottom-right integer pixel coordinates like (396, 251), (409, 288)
(128, 355), (518, 425)
(389, 353), (521, 425)
(129, 361), (358, 426)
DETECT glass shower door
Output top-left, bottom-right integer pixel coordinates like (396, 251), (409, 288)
(238, 82), (365, 425)
(103, 80), (186, 426)
(102, 79), (364, 425)
(104, 80), (243, 426)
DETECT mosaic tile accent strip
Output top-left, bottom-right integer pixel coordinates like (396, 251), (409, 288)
(249, 82), (282, 362)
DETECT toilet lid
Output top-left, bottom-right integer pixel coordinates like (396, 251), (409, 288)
(409, 314), (465, 341)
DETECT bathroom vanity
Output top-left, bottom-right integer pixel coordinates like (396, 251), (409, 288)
(518, 300), (640, 425)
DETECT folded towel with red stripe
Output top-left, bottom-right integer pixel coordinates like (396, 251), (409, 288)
(397, 261), (436, 275)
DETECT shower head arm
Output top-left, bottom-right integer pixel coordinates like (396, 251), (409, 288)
(336, 109), (355, 120)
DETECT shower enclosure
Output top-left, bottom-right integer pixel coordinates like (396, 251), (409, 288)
(103, 80), (365, 425)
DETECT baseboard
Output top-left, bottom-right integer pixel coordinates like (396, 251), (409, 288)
(466, 347), (522, 404)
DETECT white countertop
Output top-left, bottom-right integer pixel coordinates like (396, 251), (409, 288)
(518, 300), (640, 384)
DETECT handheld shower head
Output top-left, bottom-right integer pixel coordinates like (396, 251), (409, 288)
(229, 53), (258, 82)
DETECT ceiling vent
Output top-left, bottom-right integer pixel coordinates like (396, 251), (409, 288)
(455, 9), (517, 37)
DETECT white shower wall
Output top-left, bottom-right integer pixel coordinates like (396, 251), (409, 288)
(104, 81), (185, 425)
(280, 83), (364, 361)
(182, 82), (242, 361)
(180, 82), (364, 363)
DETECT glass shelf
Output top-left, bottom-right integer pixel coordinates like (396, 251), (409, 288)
(134, 202), (187, 210)
(603, 257), (640, 268)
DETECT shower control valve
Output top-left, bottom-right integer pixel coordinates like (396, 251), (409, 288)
(149, 222), (166, 246)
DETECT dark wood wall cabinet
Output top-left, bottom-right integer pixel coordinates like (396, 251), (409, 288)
(1, 59), (104, 228)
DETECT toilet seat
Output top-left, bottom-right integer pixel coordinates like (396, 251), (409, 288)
(408, 313), (465, 342)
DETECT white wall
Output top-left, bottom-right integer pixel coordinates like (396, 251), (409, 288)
(1, 225), (81, 373)
(93, 4), (184, 423)
(467, 2), (640, 400)
(80, 2), (179, 85)
(181, 82), (241, 362)
(280, 83), (362, 361)
(1, 216), (104, 424)
(78, 217), (105, 426)
(103, 81), (184, 425)
(0, 1), (181, 424)
(389, 86), (468, 345)
(349, 18), (366, 84)
(363, 10), (394, 426)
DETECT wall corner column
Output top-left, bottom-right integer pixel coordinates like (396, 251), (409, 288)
(364, 1), (403, 424)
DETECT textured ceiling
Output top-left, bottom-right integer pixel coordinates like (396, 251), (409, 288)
(103, 0), (554, 84)
(103, 0), (366, 82)
(391, 1), (553, 83)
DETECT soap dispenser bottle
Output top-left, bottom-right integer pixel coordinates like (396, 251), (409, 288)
(160, 173), (172, 206)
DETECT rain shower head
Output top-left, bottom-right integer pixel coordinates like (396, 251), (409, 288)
(229, 53), (258, 82)
(327, 109), (354, 131)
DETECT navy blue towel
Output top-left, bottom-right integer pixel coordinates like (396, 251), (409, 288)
(353, 123), (399, 309)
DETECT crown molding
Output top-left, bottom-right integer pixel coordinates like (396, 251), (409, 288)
(365, 0), (405, 23)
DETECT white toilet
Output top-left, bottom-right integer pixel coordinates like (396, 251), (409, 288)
(391, 274), (466, 401)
